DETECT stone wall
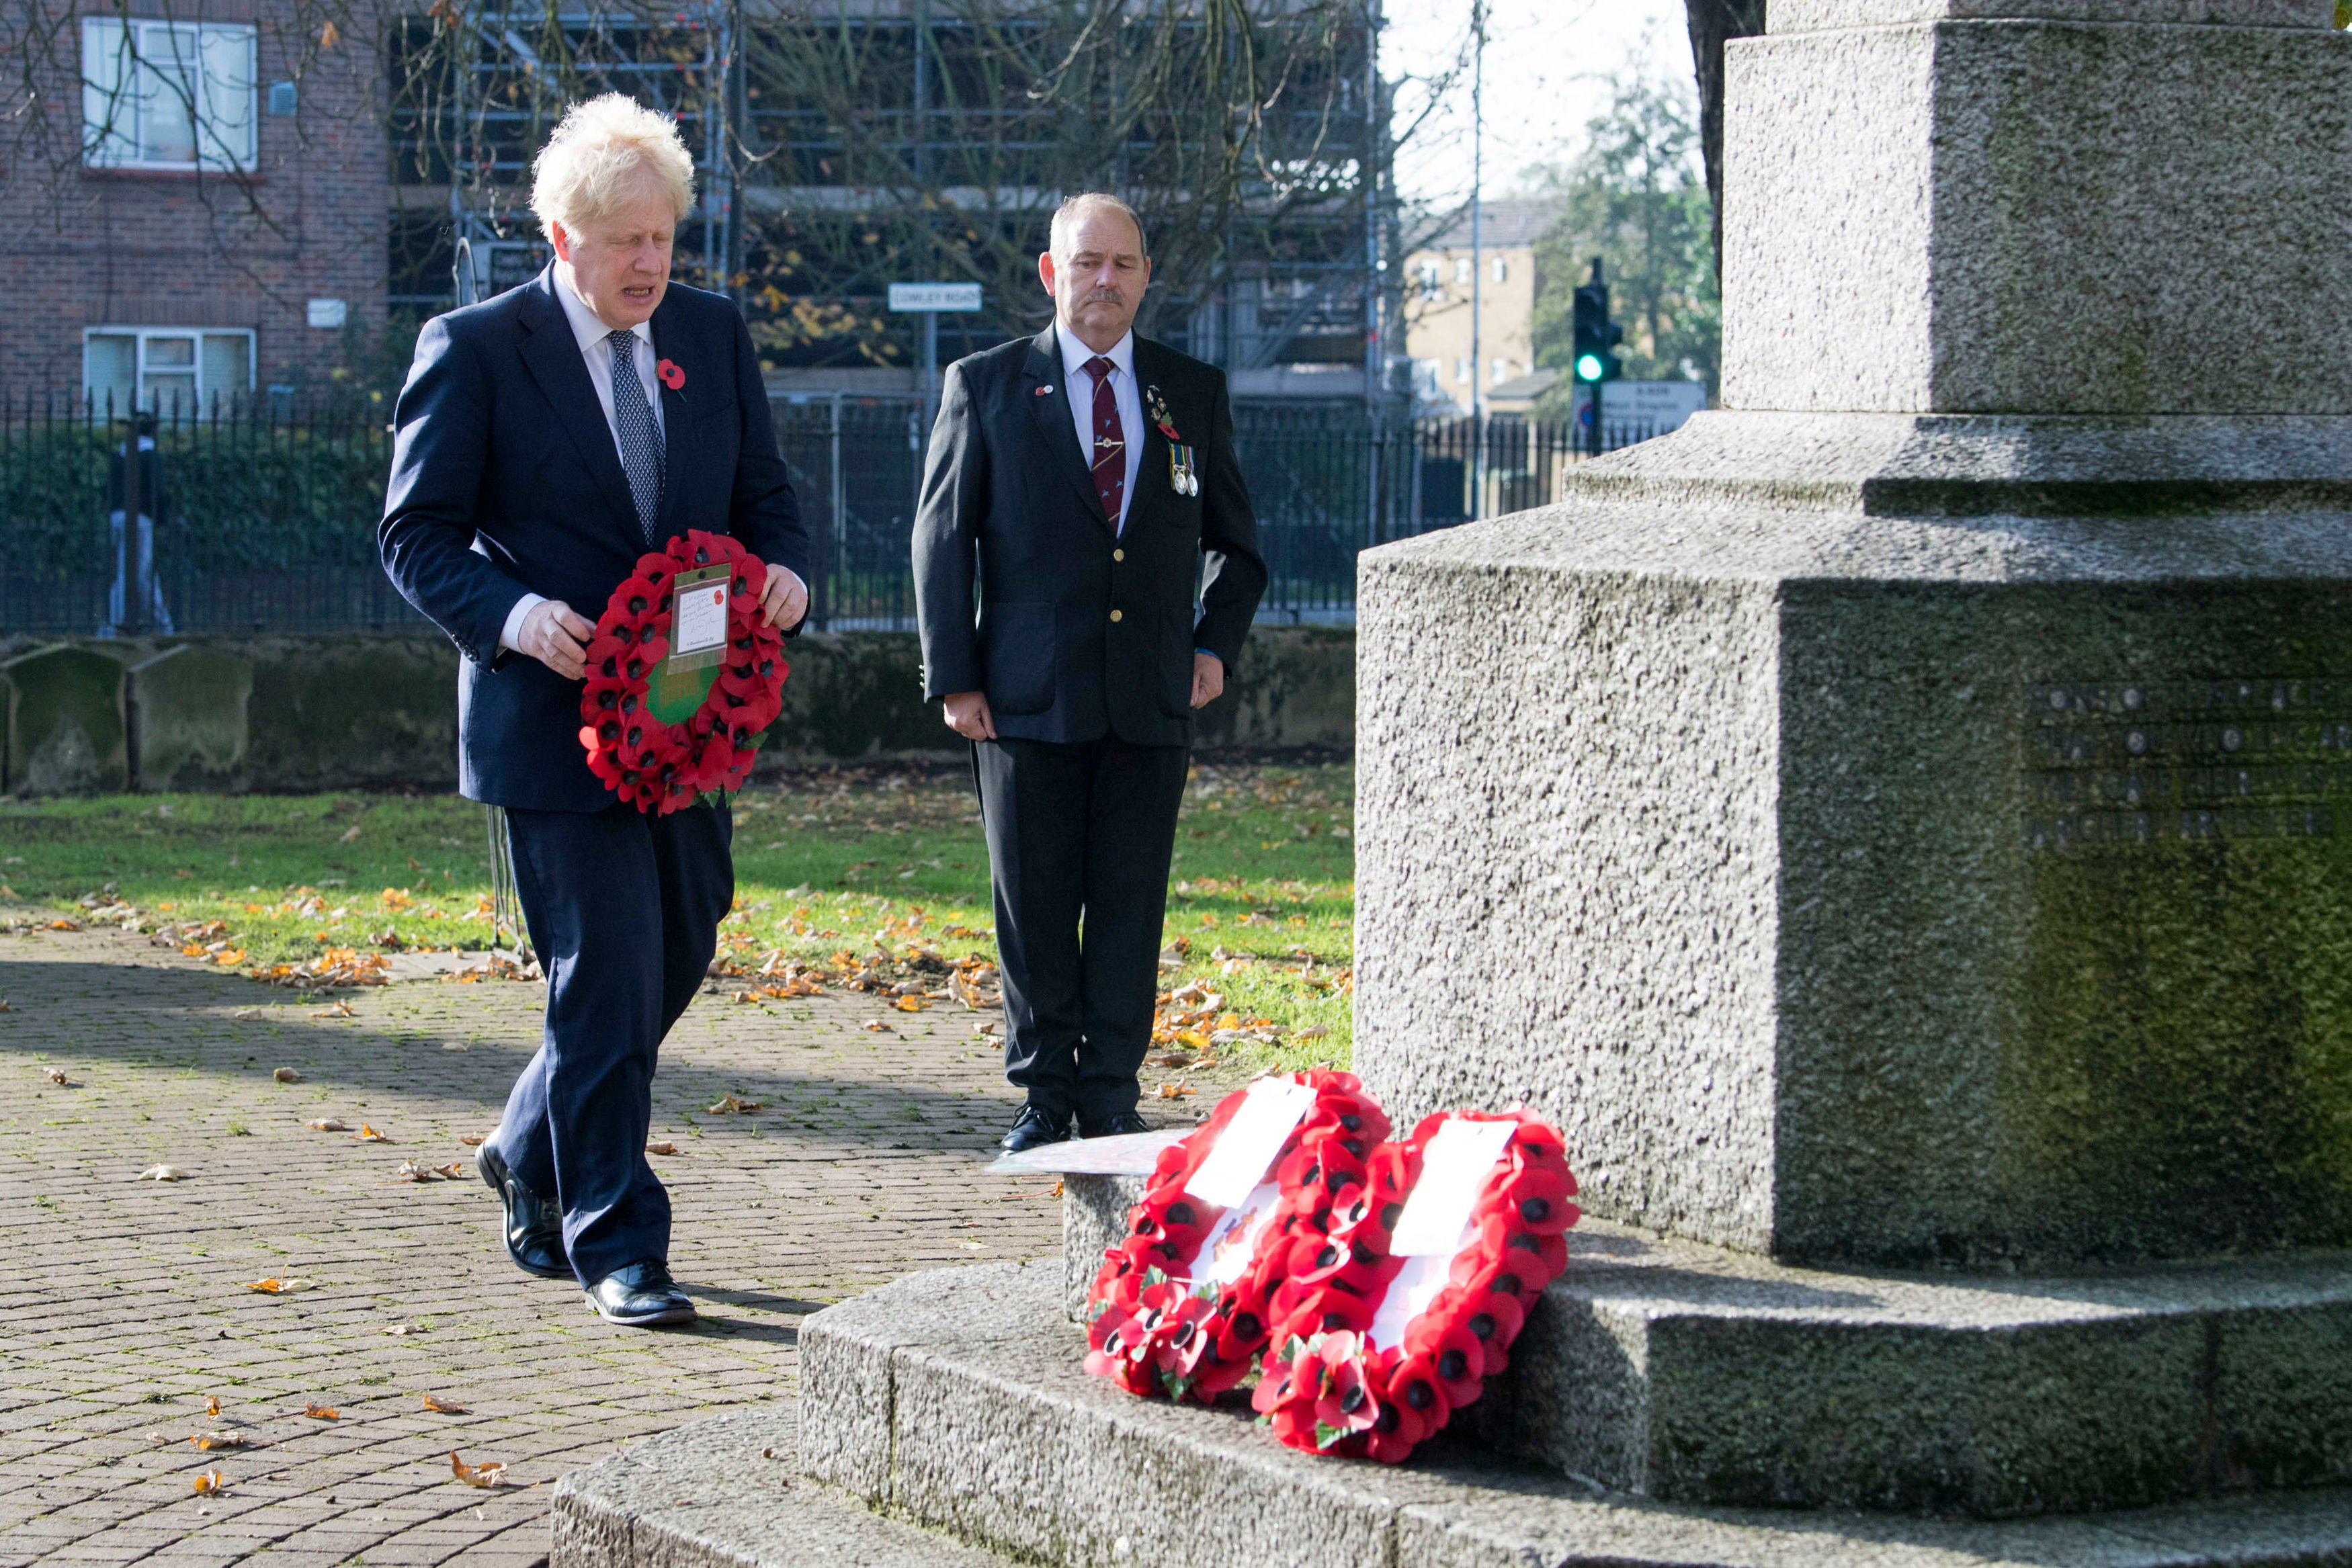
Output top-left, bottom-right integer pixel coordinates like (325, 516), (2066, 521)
(0, 625), (1355, 793)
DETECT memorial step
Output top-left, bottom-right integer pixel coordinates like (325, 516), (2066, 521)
(1059, 1169), (2352, 1518)
(552, 1407), (1022, 1568)
(794, 1260), (2352, 1568)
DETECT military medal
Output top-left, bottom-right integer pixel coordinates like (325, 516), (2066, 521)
(1146, 386), (1198, 496)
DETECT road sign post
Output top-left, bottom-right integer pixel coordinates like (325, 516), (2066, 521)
(888, 282), (984, 445)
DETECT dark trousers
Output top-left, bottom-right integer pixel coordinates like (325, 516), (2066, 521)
(495, 799), (732, 1283)
(973, 735), (1189, 1125)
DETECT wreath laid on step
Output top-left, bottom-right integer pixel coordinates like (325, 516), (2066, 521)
(1084, 1070), (1388, 1403)
(577, 529), (787, 814)
(1250, 1108), (1576, 1463)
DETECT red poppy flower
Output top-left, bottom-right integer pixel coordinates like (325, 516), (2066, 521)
(657, 357), (685, 391)
(1308, 1334), (1381, 1439)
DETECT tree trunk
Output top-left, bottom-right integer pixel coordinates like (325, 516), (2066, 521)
(1685, 0), (1767, 280)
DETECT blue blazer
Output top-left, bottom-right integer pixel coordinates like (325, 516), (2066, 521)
(380, 267), (808, 812)
(911, 326), (1265, 746)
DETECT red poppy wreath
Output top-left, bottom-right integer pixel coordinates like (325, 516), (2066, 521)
(1251, 1108), (1577, 1463)
(1084, 1070), (1388, 1404)
(577, 528), (788, 814)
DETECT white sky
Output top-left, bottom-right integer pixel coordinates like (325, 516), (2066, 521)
(1382, 0), (1693, 204)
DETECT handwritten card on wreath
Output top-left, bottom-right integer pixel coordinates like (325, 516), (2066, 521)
(1183, 1077), (1317, 1209)
(1387, 1117), (1517, 1256)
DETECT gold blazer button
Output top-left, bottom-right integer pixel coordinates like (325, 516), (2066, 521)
(1109, 609), (1124, 623)
(1113, 548), (1125, 562)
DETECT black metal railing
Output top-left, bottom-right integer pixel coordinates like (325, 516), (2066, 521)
(0, 389), (1671, 636)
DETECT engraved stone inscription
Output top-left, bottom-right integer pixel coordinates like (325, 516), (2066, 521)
(2021, 680), (2352, 851)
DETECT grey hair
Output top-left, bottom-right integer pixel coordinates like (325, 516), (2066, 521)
(531, 93), (696, 243)
(1050, 192), (1148, 260)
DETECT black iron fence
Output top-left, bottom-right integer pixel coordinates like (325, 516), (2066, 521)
(0, 390), (1665, 636)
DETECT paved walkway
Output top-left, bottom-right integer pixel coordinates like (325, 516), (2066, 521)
(0, 922), (1152, 1566)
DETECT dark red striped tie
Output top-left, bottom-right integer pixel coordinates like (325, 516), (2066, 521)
(1085, 355), (1126, 530)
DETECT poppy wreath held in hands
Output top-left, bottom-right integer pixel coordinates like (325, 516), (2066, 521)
(1251, 1108), (1577, 1463)
(1084, 1070), (1388, 1404)
(577, 528), (788, 814)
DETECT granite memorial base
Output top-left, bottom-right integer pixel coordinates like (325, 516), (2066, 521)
(552, 1242), (2352, 1568)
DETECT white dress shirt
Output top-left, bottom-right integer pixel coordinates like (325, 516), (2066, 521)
(1056, 324), (1144, 533)
(501, 265), (802, 654)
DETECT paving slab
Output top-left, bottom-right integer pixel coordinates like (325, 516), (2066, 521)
(0, 918), (1191, 1565)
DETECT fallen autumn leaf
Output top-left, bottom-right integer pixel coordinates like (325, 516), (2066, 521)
(420, 1394), (468, 1413)
(192, 1470), (225, 1495)
(306, 1119), (349, 1132)
(450, 1450), (507, 1488)
(302, 1402), (339, 1420)
(646, 1141), (678, 1156)
(137, 1164), (187, 1181)
(273, 1066), (301, 1082)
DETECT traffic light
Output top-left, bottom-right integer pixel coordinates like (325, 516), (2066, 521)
(1571, 259), (1623, 384)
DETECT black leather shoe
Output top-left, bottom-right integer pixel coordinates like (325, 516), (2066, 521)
(1079, 1110), (1152, 1139)
(583, 1260), (696, 1327)
(478, 1143), (570, 1280)
(999, 1104), (1070, 1153)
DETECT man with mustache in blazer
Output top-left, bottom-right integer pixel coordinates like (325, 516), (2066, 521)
(913, 193), (1267, 1152)
(381, 95), (809, 1325)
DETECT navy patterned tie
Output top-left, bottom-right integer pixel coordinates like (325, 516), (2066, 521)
(607, 328), (664, 545)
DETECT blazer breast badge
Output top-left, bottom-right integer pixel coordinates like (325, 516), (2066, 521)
(1146, 386), (1198, 497)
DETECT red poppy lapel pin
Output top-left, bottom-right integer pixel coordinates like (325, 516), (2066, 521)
(1148, 386), (1198, 496)
(1036, 382), (1055, 396)
(1146, 385), (1180, 441)
(657, 358), (685, 392)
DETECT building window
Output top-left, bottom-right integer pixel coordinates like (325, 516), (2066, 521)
(1453, 357), (1470, 386)
(1417, 259), (1441, 300)
(82, 17), (257, 171)
(1453, 257), (1472, 286)
(83, 328), (255, 415)
(1493, 257), (1509, 284)
(1491, 357), (1510, 386)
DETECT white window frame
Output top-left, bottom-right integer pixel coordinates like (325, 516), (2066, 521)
(1452, 257), (1472, 286)
(83, 326), (257, 415)
(82, 15), (258, 172)
(1417, 259), (1441, 300)
(1492, 257), (1509, 284)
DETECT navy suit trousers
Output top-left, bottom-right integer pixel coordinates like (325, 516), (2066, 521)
(494, 799), (732, 1282)
(974, 736), (1188, 1124)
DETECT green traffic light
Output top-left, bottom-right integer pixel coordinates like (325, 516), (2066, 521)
(1575, 353), (1605, 382)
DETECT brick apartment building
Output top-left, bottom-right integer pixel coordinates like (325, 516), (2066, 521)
(1400, 198), (1554, 417)
(0, 0), (386, 410)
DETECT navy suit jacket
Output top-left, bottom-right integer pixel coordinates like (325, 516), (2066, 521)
(380, 268), (808, 812)
(911, 325), (1265, 747)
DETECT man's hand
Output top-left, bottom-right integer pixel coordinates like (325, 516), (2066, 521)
(1190, 652), (1225, 709)
(942, 691), (997, 742)
(518, 598), (596, 680)
(759, 566), (809, 630)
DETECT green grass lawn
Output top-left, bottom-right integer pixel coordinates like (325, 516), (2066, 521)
(0, 759), (1357, 1069)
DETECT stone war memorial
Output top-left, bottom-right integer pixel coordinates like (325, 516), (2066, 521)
(551, 4), (2352, 1564)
